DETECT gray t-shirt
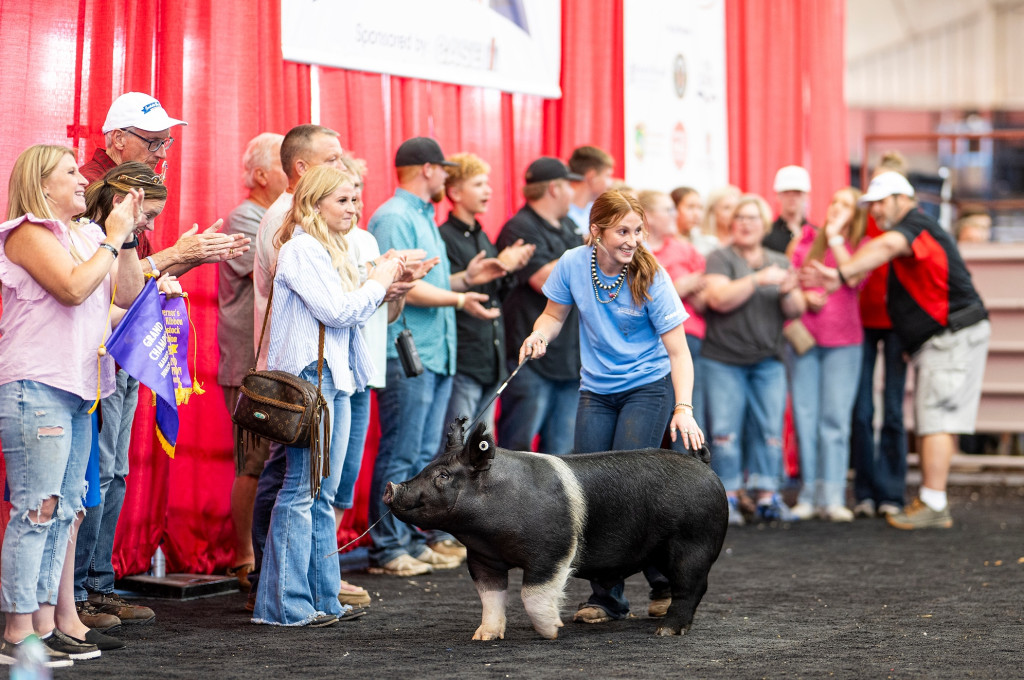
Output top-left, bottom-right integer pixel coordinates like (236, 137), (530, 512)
(701, 246), (790, 365)
(217, 199), (266, 386)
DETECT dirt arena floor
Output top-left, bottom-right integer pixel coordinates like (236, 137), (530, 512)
(52, 484), (1023, 680)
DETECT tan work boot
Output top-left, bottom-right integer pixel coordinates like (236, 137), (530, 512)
(88, 592), (155, 625)
(76, 600), (122, 633)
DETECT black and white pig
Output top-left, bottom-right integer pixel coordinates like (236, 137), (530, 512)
(382, 418), (728, 640)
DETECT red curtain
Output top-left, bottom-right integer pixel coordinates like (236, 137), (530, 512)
(725, 0), (847, 223)
(1, 0), (846, 575)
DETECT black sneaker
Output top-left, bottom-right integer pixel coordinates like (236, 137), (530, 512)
(82, 627), (126, 651)
(0, 636), (74, 668)
(43, 629), (100, 660)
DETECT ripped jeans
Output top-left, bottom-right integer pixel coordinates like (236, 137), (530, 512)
(0, 380), (91, 613)
(704, 357), (787, 493)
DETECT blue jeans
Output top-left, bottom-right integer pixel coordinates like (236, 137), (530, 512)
(333, 388), (370, 511)
(368, 360), (452, 566)
(442, 372), (499, 442)
(575, 375), (674, 619)
(705, 357), (787, 493)
(670, 335), (706, 452)
(0, 381), (91, 613)
(74, 368), (138, 600)
(252, 363), (350, 625)
(496, 360), (578, 454)
(247, 440), (287, 595)
(790, 345), (863, 508)
(851, 328), (908, 507)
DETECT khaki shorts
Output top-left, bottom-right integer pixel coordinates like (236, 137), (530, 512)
(222, 385), (272, 477)
(912, 320), (990, 436)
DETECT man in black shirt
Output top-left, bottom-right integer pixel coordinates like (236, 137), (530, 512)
(496, 157), (584, 454)
(438, 153), (534, 433)
(763, 165), (813, 253)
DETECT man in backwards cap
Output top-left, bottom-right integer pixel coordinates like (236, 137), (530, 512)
(802, 171), (990, 530)
(366, 137), (508, 576)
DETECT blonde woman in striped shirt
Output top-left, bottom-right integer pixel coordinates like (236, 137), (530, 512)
(253, 165), (402, 627)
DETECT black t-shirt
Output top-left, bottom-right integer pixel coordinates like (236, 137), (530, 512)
(888, 209), (987, 354)
(438, 214), (510, 386)
(763, 216), (811, 254)
(496, 205), (582, 382)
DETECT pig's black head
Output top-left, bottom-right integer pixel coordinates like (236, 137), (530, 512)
(383, 418), (496, 532)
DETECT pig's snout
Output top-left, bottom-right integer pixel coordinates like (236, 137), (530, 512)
(383, 481), (397, 506)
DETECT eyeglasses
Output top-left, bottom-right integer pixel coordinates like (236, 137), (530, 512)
(734, 214), (762, 223)
(121, 128), (174, 152)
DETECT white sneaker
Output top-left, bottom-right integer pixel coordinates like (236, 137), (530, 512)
(852, 499), (876, 518)
(789, 502), (816, 520)
(877, 502), (902, 517)
(822, 505), (854, 522)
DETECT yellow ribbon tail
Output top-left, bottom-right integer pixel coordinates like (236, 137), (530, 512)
(155, 425), (176, 458)
(87, 349), (103, 414)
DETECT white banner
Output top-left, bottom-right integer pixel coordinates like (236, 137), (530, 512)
(623, 0), (728, 196)
(281, 0), (561, 97)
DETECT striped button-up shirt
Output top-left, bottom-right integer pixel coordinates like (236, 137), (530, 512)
(267, 227), (385, 393)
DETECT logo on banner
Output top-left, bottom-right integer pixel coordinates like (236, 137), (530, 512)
(633, 123), (647, 161)
(672, 122), (688, 170)
(673, 54), (688, 99)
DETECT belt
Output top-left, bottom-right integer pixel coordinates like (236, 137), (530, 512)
(947, 304), (988, 333)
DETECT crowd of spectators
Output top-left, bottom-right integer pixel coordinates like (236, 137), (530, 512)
(0, 89), (992, 662)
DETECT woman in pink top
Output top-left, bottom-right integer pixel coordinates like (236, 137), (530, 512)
(788, 187), (868, 522)
(639, 190), (708, 439)
(0, 145), (143, 666)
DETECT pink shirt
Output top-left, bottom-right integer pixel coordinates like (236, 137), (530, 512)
(651, 237), (706, 339)
(0, 214), (115, 400)
(790, 225), (866, 347)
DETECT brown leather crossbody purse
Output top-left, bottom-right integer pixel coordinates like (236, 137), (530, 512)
(231, 281), (331, 497)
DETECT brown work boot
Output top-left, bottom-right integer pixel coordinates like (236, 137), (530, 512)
(76, 600), (122, 633)
(88, 592), (156, 625)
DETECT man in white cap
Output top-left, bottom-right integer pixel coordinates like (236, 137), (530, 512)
(763, 165), (813, 253)
(80, 91), (187, 182)
(801, 171), (990, 530)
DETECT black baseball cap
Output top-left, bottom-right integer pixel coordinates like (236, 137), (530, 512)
(394, 137), (458, 168)
(524, 157), (584, 183)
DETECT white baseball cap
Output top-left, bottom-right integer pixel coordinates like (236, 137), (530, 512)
(773, 165), (811, 193)
(859, 172), (915, 204)
(102, 92), (188, 133)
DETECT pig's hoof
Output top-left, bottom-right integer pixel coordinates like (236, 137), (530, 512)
(472, 626), (505, 641)
(655, 626), (682, 636)
(556, 619), (565, 628)
(536, 626), (559, 640)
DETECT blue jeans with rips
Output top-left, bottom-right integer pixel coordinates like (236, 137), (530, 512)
(252, 363), (350, 625)
(705, 357), (787, 493)
(74, 368), (138, 600)
(368, 360), (452, 567)
(496, 360), (578, 454)
(333, 388), (370, 511)
(851, 328), (908, 507)
(574, 374), (674, 619)
(790, 344), (863, 508)
(0, 381), (91, 613)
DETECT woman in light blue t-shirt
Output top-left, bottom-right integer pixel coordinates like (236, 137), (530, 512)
(517, 189), (702, 625)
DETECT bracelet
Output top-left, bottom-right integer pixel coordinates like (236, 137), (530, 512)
(98, 243), (118, 260)
(145, 255), (159, 276)
(827, 235), (845, 248)
(121, 236), (139, 249)
(455, 293), (466, 310)
(837, 266), (849, 287)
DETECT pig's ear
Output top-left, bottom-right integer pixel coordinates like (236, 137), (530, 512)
(462, 422), (496, 472)
(444, 416), (469, 454)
